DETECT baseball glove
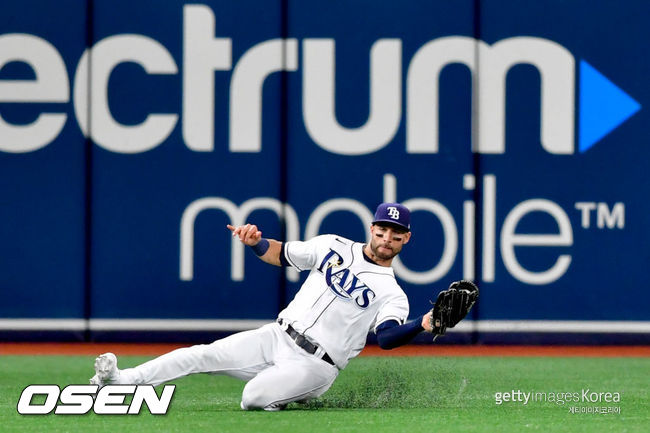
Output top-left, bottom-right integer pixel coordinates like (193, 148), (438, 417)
(429, 280), (479, 340)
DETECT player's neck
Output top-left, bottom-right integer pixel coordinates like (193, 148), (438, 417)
(362, 244), (393, 267)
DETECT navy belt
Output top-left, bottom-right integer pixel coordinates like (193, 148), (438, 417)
(280, 321), (335, 366)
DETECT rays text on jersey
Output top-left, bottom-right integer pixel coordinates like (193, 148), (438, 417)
(317, 249), (376, 309)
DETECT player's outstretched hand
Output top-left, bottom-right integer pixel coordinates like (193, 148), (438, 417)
(227, 224), (262, 246)
(421, 311), (434, 333)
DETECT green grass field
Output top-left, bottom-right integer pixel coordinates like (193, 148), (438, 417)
(1, 355), (647, 432)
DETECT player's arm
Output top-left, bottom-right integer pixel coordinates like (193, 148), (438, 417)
(227, 224), (282, 266)
(375, 312), (434, 350)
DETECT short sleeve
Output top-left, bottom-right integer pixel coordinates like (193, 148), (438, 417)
(282, 235), (331, 272)
(374, 294), (409, 333)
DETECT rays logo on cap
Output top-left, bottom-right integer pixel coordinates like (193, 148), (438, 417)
(372, 202), (411, 231)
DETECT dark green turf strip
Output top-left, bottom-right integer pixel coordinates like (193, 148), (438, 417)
(1, 355), (647, 433)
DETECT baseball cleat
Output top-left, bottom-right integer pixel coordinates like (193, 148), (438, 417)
(89, 352), (120, 387)
(240, 401), (287, 411)
(263, 403), (287, 412)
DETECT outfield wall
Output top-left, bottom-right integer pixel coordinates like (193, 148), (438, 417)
(1, 1), (649, 343)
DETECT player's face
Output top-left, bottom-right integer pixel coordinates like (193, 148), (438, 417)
(369, 224), (411, 260)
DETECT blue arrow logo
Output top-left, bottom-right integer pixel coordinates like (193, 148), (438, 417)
(579, 60), (641, 153)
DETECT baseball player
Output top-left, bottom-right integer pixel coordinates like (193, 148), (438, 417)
(90, 202), (477, 411)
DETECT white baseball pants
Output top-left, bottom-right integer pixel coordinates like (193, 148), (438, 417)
(115, 322), (339, 410)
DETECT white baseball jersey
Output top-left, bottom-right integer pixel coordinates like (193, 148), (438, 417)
(278, 234), (409, 369)
(105, 234), (407, 409)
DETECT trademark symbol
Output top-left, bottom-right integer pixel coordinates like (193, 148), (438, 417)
(574, 202), (625, 229)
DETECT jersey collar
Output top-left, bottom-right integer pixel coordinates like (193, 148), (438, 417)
(359, 244), (395, 274)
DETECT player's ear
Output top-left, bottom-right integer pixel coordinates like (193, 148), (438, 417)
(403, 231), (412, 244)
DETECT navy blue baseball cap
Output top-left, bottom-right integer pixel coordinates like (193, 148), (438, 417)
(372, 203), (411, 231)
